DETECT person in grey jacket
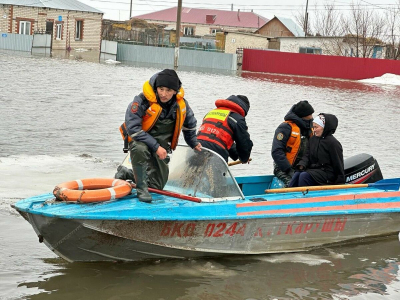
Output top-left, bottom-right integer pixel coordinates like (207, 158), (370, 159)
(119, 69), (201, 203)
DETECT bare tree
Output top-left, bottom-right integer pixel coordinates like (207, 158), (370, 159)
(294, 1), (389, 58)
(313, 2), (340, 36)
(312, 2), (349, 55)
(293, 5), (311, 36)
(385, 1), (400, 59)
(342, 2), (386, 58)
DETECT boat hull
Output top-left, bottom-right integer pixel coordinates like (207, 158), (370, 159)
(24, 211), (400, 262)
(11, 147), (400, 262)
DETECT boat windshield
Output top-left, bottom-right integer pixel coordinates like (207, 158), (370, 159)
(166, 146), (244, 200)
(122, 145), (243, 201)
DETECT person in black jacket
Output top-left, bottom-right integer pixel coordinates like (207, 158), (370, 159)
(289, 113), (345, 187)
(197, 95), (253, 163)
(271, 101), (314, 187)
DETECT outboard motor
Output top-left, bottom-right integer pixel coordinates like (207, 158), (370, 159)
(344, 153), (383, 184)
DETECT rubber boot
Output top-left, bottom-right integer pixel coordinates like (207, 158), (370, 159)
(114, 165), (135, 182)
(133, 164), (152, 203)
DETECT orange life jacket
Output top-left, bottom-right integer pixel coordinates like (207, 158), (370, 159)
(119, 80), (186, 152)
(285, 120), (313, 165)
(197, 99), (245, 150)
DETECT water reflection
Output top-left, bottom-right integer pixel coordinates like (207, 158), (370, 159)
(3, 51), (400, 300)
(50, 49), (101, 63)
(241, 71), (400, 95)
(19, 237), (400, 300)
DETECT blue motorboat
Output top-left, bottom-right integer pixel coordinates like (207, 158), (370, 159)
(12, 146), (400, 262)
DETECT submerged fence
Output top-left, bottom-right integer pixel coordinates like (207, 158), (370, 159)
(1, 32), (51, 54)
(1, 35), (237, 71)
(242, 49), (400, 80)
(0, 32), (33, 52)
(116, 43), (236, 70)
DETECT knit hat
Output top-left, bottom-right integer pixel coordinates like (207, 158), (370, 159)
(293, 100), (314, 118)
(313, 114), (325, 128)
(155, 69), (180, 91)
(226, 95), (250, 116)
(237, 95), (250, 111)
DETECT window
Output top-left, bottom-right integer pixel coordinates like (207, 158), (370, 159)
(299, 47), (322, 54)
(210, 28), (217, 35)
(183, 26), (194, 36)
(19, 21), (31, 35)
(56, 23), (62, 40)
(75, 20), (83, 40)
(46, 21), (54, 34)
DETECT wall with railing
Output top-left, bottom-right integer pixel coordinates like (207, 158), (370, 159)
(242, 49), (400, 80)
(2, 34), (237, 71)
(117, 43), (236, 70)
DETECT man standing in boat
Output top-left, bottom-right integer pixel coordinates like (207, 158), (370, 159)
(271, 100), (314, 187)
(119, 69), (202, 203)
(197, 95), (253, 163)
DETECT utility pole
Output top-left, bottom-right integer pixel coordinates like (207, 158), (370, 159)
(304, 0), (309, 37)
(174, 0), (182, 70)
(129, 0), (132, 19)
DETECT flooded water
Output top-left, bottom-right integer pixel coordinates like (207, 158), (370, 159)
(1, 50), (400, 299)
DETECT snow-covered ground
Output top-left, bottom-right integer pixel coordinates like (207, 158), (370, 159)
(359, 73), (400, 85)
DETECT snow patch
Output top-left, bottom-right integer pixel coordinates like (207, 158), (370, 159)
(104, 59), (121, 64)
(359, 73), (400, 85)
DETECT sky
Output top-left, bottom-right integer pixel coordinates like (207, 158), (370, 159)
(79, 0), (399, 21)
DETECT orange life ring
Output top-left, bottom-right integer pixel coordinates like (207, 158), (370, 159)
(53, 178), (132, 203)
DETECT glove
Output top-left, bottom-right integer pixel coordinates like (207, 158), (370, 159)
(296, 164), (306, 171)
(287, 168), (295, 177)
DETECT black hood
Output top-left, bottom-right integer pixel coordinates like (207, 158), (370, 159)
(320, 113), (338, 137)
(284, 105), (313, 130)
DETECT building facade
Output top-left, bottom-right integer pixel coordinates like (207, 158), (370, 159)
(224, 31), (270, 54)
(135, 7), (268, 38)
(0, 1), (103, 50)
(256, 16), (305, 38)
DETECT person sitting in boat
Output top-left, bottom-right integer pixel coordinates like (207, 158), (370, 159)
(289, 113), (345, 187)
(118, 69), (202, 203)
(197, 95), (253, 163)
(271, 100), (314, 187)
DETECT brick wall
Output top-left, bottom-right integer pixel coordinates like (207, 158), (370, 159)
(193, 24), (256, 36)
(224, 32), (269, 54)
(142, 19), (257, 38)
(0, 5), (12, 32)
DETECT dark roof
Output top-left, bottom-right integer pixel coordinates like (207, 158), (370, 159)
(135, 7), (268, 29)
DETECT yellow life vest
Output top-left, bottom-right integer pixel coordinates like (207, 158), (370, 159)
(119, 81), (186, 152)
(284, 120), (302, 165)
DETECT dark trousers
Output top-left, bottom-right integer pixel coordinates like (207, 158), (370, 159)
(129, 141), (169, 190)
(289, 171), (317, 187)
(273, 162), (293, 188)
